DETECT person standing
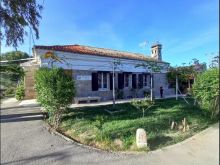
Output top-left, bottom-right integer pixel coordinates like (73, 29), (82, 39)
(160, 86), (164, 98)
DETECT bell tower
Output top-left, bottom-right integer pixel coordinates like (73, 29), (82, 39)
(151, 43), (162, 61)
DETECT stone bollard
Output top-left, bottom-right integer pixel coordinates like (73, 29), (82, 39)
(136, 128), (147, 148)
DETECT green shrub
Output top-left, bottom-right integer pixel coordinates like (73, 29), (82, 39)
(15, 81), (25, 100)
(5, 87), (15, 96)
(35, 67), (75, 129)
(192, 68), (219, 118)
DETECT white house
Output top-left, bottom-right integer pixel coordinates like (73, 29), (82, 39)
(22, 44), (174, 102)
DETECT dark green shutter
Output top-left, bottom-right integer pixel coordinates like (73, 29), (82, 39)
(118, 73), (124, 89)
(92, 73), (98, 91)
(132, 74), (137, 89)
(138, 74), (143, 88)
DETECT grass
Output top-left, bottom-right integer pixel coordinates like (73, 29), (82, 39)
(59, 98), (216, 151)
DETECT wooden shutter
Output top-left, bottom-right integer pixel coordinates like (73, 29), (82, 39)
(132, 74), (137, 89)
(92, 73), (98, 91)
(138, 74), (143, 89)
(110, 73), (113, 90)
(118, 73), (124, 89)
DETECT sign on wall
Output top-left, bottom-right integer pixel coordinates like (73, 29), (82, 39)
(76, 75), (91, 80)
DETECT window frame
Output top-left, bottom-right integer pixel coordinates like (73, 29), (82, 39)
(98, 72), (108, 90)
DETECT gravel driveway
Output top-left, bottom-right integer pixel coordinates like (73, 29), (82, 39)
(1, 98), (219, 165)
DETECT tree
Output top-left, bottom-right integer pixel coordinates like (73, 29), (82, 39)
(167, 66), (195, 93)
(0, 0), (43, 48)
(167, 59), (206, 93)
(111, 59), (122, 106)
(167, 66), (194, 84)
(0, 64), (25, 80)
(35, 67), (75, 129)
(0, 63), (25, 98)
(209, 55), (219, 68)
(0, 51), (28, 98)
(0, 51), (29, 61)
(131, 98), (154, 117)
(192, 68), (219, 118)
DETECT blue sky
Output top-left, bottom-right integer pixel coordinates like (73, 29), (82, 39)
(1, 0), (219, 66)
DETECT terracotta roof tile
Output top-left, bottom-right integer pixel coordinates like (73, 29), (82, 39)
(34, 44), (168, 63)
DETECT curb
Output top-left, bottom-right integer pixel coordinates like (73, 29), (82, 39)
(44, 121), (219, 156)
(43, 122), (141, 155)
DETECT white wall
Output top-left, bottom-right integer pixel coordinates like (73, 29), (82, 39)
(35, 49), (169, 73)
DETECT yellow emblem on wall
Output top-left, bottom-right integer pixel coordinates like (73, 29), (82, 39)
(42, 51), (63, 63)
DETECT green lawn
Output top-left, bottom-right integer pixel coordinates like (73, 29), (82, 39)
(60, 98), (216, 151)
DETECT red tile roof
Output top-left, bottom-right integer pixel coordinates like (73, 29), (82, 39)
(34, 44), (168, 63)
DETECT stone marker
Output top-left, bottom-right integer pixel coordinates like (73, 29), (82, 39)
(136, 128), (147, 148)
(171, 121), (175, 130)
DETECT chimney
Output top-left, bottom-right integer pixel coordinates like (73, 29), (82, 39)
(151, 43), (162, 61)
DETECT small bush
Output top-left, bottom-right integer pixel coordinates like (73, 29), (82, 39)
(131, 98), (154, 117)
(35, 67), (75, 129)
(15, 81), (25, 100)
(5, 87), (15, 96)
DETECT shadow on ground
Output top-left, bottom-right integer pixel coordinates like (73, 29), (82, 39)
(0, 112), (44, 123)
(0, 105), (40, 111)
(1, 147), (122, 165)
(148, 135), (173, 150)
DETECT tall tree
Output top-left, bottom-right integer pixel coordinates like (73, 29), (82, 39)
(0, 0), (43, 48)
(0, 51), (29, 61)
(209, 55), (219, 68)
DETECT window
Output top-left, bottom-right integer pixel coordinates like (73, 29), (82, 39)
(118, 73), (124, 89)
(143, 74), (147, 86)
(138, 74), (143, 88)
(124, 74), (129, 87)
(98, 72), (107, 90)
(132, 74), (137, 89)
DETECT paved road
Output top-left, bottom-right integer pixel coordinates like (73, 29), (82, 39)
(1, 99), (219, 165)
